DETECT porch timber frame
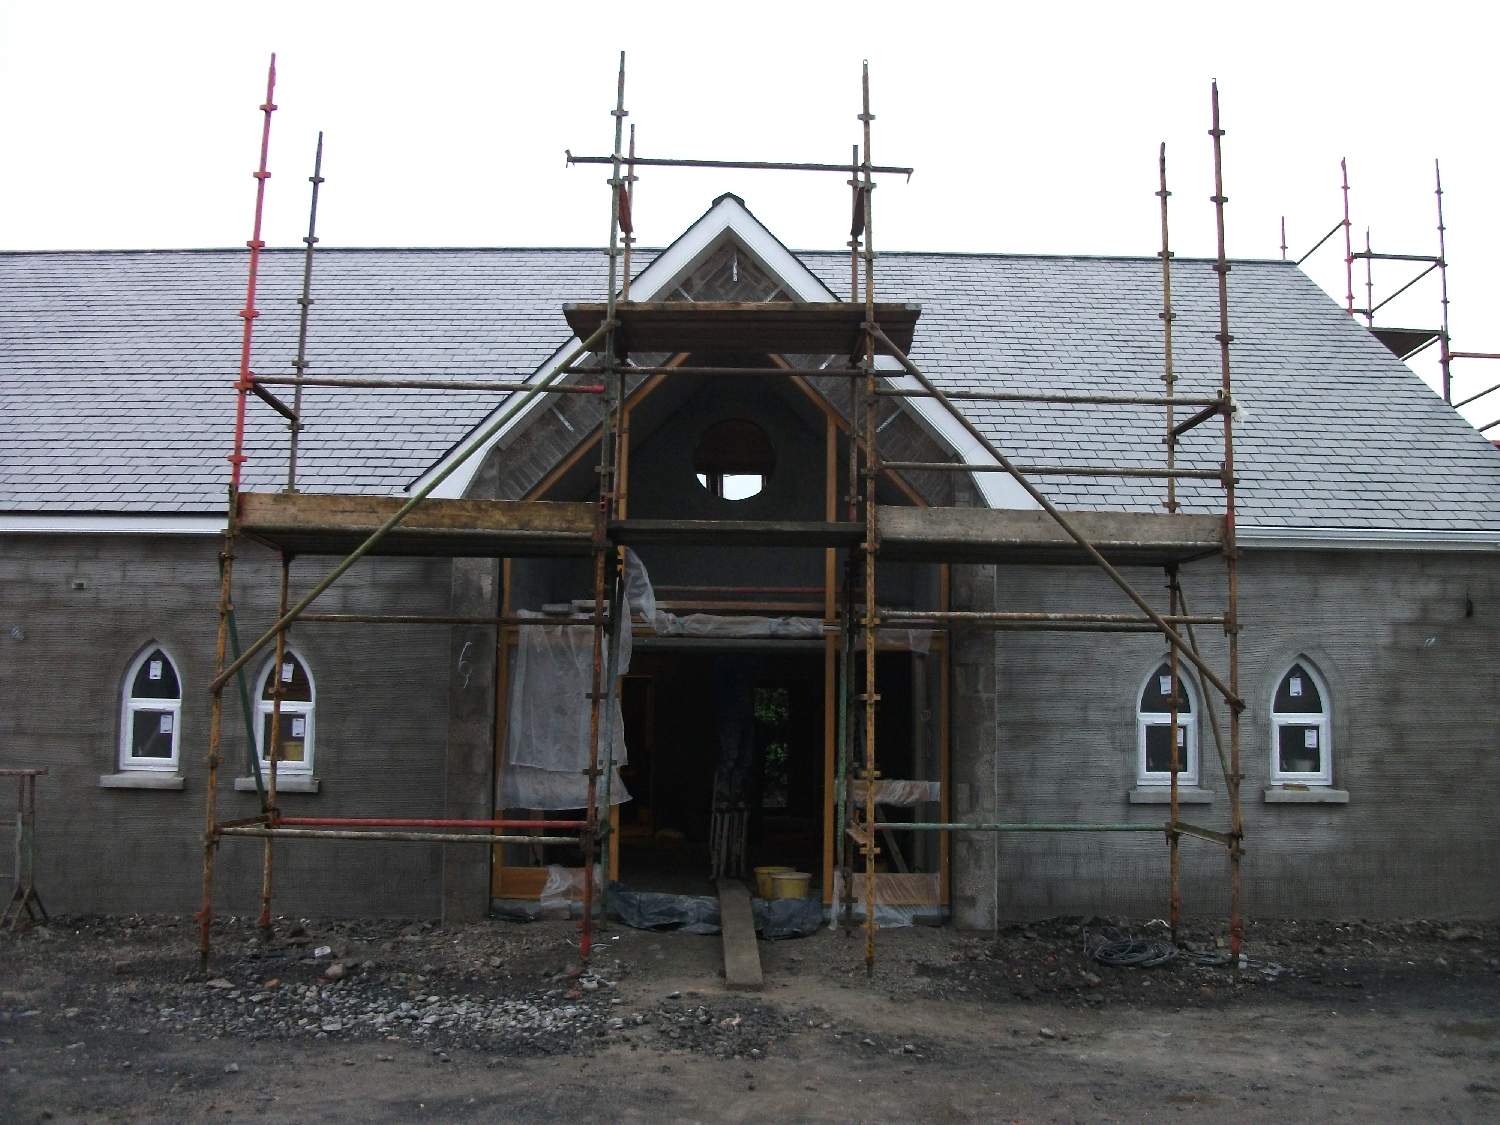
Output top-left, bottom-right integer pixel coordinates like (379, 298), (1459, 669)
(198, 56), (1245, 978)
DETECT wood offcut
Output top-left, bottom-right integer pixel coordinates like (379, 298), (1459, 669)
(716, 878), (764, 992)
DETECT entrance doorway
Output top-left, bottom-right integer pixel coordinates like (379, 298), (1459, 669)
(617, 649), (824, 896)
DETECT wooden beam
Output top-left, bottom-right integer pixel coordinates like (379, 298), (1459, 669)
(239, 492), (1222, 566)
(236, 493), (597, 558)
(563, 300), (921, 357)
(609, 519), (864, 550)
(875, 507), (1224, 566)
(716, 878), (764, 991)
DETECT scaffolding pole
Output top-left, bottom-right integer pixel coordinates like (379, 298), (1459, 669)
(1210, 80), (1246, 958)
(200, 53), (276, 970)
(201, 56), (1250, 980)
(196, 59), (618, 972)
(858, 59), (880, 977)
(1159, 142), (1177, 514)
(833, 77), (1244, 975)
(286, 133), (323, 492)
(576, 50), (630, 960)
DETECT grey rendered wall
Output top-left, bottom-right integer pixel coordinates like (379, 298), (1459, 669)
(945, 548), (1500, 926)
(0, 534), (454, 919)
(443, 558), (498, 923)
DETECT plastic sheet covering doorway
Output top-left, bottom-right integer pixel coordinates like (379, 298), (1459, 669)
(498, 612), (631, 811)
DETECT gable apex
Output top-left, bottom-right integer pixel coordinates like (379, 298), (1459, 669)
(628, 194), (837, 304)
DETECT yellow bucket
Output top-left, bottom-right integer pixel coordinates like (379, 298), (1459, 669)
(770, 871), (812, 899)
(754, 866), (795, 899)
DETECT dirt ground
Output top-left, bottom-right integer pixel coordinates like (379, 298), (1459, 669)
(3, 910), (1500, 1124)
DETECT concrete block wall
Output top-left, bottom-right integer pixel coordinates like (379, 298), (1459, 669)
(949, 562), (998, 929)
(945, 547), (1500, 925)
(443, 558), (498, 923)
(0, 533), (454, 919)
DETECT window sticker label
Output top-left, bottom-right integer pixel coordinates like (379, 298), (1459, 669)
(281, 662), (294, 683)
(1289, 676), (1303, 697)
(291, 717), (306, 738)
(159, 713), (174, 734)
(1159, 675), (1172, 695)
(1304, 728), (1318, 748)
(148, 660), (163, 681)
(1177, 727), (1186, 746)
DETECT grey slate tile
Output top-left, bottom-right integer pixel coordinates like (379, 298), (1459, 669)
(2, 246), (1498, 534)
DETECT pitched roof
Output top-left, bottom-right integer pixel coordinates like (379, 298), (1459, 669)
(2, 210), (1498, 541)
(851, 250), (1500, 536)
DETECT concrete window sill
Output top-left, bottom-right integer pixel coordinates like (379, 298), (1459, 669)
(1128, 787), (1213, 805)
(99, 772), (185, 790)
(234, 775), (319, 794)
(1263, 786), (1348, 804)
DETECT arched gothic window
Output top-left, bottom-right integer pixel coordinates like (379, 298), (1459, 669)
(1136, 660), (1198, 785)
(254, 651), (316, 775)
(120, 646), (182, 772)
(1270, 661), (1331, 785)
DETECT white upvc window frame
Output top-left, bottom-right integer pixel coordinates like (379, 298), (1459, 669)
(253, 649), (316, 777)
(118, 645), (183, 773)
(1136, 661), (1199, 787)
(1270, 660), (1332, 787)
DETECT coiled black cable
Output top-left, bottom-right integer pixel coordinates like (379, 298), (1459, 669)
(1092, 938), (1179, 968)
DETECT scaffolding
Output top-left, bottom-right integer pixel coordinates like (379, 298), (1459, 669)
(1294, 157), (1500, 426)
(197, 55), (1246, 972)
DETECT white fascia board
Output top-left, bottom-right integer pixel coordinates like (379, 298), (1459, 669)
(0, 513), (225, 535)
(628, 195), (835, 303)
(874, 358), (1039, 510)
(1238, 526), (1500, 551)
(409, 332), (584, 499)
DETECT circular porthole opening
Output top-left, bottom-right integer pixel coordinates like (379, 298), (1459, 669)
(693, 419), (775, 501)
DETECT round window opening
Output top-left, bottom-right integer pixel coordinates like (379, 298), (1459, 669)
(693, 419), (775, 501)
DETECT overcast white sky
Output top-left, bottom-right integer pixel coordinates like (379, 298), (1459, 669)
(3, 1), (1497, 423)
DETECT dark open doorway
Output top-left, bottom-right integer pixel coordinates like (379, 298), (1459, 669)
(617, 649), (824, 896)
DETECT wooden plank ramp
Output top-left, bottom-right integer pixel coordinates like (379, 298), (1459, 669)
(716, 878), (763, 992)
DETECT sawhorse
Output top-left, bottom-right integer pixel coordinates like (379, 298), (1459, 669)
(1, 768), (47, 930)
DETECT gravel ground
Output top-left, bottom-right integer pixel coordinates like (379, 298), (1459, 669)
(1, 914), (794, 1062)
(3, 911), (1499, 1123)
(865, 914), (1500, 1011)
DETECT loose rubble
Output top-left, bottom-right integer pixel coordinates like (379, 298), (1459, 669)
(2, 911), (1496, 1123)
(845, 915), (1500, 1010)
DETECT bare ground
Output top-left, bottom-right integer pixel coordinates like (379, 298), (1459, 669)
(3, 910), (1500, 1123)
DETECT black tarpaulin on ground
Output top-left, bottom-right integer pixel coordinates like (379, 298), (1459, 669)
(608, 883), (822, 939)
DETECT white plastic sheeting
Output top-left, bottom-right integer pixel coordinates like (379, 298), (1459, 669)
(624, 548), (824, 639)
(653, 613), (824, 639)
(498, 549), (839, 810)
(831, 870), (944, 929)
(850, 779), (942, 806)
(538, 864), (602, 912)
(498, 612), (631, 811)
(852, 628), (934, 654)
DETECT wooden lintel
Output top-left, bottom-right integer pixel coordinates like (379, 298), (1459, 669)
(563, 301), (921, 357)
(235, 492), (597, 559)
(875, 507), (1224, 567)
(609, 519), (863, 550)
(235, 492), (1222, 567)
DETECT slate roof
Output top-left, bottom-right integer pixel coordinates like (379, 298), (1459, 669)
(2, 243), (1498, 535)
